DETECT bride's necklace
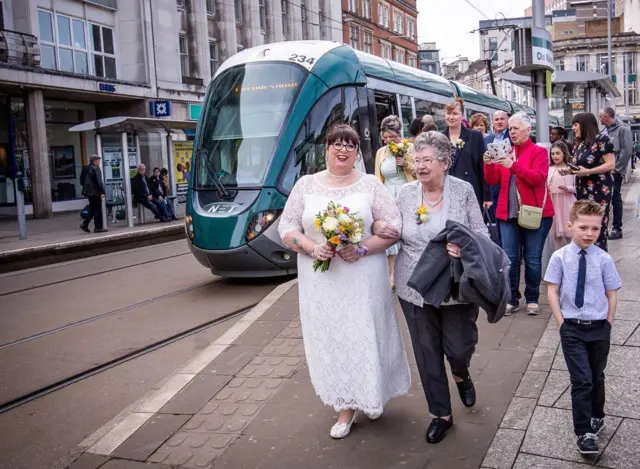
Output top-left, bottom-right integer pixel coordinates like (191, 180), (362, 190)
(327, 169), (353, 179)
(422, 190), (443, 208)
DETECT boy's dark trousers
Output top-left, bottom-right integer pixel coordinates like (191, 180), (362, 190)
(560, 320), (611, 436)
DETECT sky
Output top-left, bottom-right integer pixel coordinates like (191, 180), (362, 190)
(417, 0), (533, 62)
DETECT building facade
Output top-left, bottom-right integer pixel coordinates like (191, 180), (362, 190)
(0, 0), (342, 217)
(417, 41), (439, 75)
(341, 0), (418, 67)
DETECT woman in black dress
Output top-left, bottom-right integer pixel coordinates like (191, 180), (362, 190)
(569, 113), (616, 250)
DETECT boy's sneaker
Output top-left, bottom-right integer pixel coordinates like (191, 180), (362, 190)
(505, 303), (520, 316)
(577, 433), (599, 454)
(591, 418), (605, 435)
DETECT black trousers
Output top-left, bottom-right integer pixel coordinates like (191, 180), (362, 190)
(611, 172), (624, 231)
(399, 298), (479, 417)
(560, 320), (611, 436)
(83, 195), (103, 230)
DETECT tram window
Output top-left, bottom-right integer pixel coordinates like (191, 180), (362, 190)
(415, 99), (446, 131)
(399, 95), (413, 137)
(278, 87), (364, 194)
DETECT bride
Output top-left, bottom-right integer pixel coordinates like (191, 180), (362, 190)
(278, 123), (411, 439)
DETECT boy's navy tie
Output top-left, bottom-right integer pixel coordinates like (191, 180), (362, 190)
(575, 249), (587, 308)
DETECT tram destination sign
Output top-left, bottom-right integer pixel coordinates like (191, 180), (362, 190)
(531, 28), (554, 71)
(512, 27), (554, 74)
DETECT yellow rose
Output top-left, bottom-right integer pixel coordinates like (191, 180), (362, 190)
(329, 236), (341, 245)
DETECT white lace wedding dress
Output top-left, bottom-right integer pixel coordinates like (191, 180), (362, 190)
(278, 173), (411, 414)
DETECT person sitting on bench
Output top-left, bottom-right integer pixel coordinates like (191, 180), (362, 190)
(154, 167), (178, 221)
(131, 164), (169, 222)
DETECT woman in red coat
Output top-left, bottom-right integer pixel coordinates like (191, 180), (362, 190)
(484, 112), (554, 316)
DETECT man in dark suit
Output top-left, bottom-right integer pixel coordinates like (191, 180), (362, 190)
(443, 100), (491, 209)
(131, 164), (169, 221)
(80, 155), (108, 233)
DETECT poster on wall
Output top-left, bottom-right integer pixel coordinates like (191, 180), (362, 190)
(174, 141), (193, 202)
(50, 146), (76, 179)
(103, 147), (122, 182)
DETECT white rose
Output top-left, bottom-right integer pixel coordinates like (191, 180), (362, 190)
(322, 217), (339, 231)
(420, 214), (429, 223)
(338, 213), (351, 223)
(349, 233), (363, 243)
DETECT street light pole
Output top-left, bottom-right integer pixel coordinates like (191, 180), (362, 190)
(532, 0), (550, 147)
(607, 0), (612, 79)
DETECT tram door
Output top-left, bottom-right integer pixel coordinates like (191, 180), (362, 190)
(368, 90), (399, 156)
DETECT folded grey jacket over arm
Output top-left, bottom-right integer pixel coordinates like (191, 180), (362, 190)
(407, 220), (510, 323)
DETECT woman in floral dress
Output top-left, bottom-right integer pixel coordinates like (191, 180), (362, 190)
(569, 113), (616, 250)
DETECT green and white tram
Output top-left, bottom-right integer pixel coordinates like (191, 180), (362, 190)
(185, 41), (534, 277)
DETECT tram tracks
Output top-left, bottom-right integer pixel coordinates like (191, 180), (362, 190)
(0, 302), (255, 415)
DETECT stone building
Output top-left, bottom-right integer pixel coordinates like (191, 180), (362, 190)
(0, 0), (342, 217)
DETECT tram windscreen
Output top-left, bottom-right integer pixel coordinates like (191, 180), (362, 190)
(196, 63), (306, 189)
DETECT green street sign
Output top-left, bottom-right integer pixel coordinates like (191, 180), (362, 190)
(188, 104), (202, 121)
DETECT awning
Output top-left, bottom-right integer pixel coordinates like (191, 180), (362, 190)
(69, 116), (198, 133)
(498, 70), (621, 98)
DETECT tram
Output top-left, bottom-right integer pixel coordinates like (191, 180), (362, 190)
(185, 41), (536, 278)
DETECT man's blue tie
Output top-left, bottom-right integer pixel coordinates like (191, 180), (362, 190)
(575, 250), (587, 308)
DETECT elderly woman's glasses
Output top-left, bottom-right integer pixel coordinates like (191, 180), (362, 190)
(331, 141), (358, 152)
(414, 158), (439, 167)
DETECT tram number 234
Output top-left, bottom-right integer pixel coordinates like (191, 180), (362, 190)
(288, 54), (315, 65)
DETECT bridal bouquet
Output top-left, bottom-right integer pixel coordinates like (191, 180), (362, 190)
(312, 201), (364, 273)
(388, 138), (410, 173)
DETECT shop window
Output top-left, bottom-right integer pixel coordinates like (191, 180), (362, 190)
(90, 23), (117, 79)
(209, 41), (218, 76)
(179, 35), (189, 77)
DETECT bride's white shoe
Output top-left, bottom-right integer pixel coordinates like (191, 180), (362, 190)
(330, 412), (357, 439)
(366, 411), (382, 421)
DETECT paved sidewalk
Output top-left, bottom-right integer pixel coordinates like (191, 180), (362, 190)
(66, 279), (552, 468)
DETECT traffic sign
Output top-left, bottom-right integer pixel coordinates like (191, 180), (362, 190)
(150, 100), (172, 117)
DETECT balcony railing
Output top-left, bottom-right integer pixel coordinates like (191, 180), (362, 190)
(0, 29), (40, 67)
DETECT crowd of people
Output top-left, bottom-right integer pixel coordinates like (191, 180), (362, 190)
(278, 99), (628, 455)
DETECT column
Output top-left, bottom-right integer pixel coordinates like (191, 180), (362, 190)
(289, 0), (303, 41)
(268, 0), (284, 43)
(191, 0), (210, 82)
(243, 0), (263, 48)
(216, 0), (238, 61)
(306, 0), (320, 40)
(24, 89), (52, 218)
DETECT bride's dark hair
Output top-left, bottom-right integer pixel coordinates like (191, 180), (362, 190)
(325, 124), (360, 146)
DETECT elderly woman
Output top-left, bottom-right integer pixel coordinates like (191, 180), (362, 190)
(568, 112), (615, 251)
(375, 131), (488, 444)
(484, 112), (554, 316)
(375, 115), (416, 289)
(470, 113), (490, 137)
(443, 98), (492, 209)
(278, 124), (410, 439)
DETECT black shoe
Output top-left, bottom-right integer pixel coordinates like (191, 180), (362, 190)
(591, 418), (605, 435)
(426, 417), (453, 444)
(456, 378), (476, 408)
(80, 223), (90, 233)
(172, 216), (178, 221)
(609, 229), (623, 240)
(576, 434), (599, 454)
(94, 228), (109, 233)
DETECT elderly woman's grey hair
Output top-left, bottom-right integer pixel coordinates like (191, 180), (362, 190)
(508, 112), (532, 130)
(380, 115), (403, 135)
(414, 131), (452, 170)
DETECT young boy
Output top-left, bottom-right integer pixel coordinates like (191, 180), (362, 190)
(544, 200), (622, 455)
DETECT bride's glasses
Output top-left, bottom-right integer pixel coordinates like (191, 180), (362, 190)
(331, 142), (358, 152)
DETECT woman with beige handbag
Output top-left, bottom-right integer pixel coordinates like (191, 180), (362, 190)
(484, 113), (555, 316)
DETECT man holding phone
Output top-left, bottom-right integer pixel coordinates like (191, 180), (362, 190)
(484, 111), (511, 246)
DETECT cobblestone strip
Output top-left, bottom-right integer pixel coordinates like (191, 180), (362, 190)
(147, 315), (306, 468)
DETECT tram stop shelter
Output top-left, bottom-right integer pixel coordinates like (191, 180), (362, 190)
(69, 117), (198, 229)
(499, 70), (621, 125)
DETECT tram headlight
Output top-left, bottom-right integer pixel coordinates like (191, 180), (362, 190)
(185, 215), (195, 240)
(246, 209), (282, 242)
